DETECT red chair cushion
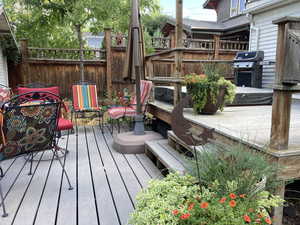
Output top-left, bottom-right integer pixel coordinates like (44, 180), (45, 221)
(17, 87), (59, 96)
(57, 118), (73, 131)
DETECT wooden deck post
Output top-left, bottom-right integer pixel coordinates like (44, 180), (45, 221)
(20, 39), (29, 84)
(270, 16), (300, 225)
(174, 0), (183, 106)
(270, 18), (300, 150)
(213, 35), (220, 59)
(105, 28), (113, 100)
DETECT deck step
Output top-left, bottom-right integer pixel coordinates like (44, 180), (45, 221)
(167, 130), (204, 155)
(145, 139), (187, 175)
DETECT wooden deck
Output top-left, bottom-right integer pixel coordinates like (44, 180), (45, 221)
(0, 126), (162, 225)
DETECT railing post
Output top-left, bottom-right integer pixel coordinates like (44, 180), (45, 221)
(105, 28), (113, 100)
(20, 39), (29, 84)
(214, 35), (220, 59)
(170, 31), (176, 49)
(174, 0), (183, 106)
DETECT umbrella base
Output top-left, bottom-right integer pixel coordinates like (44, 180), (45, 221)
(113, 131), (163, 154)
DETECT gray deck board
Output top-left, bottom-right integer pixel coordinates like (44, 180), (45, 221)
(0, 126), (162, 225)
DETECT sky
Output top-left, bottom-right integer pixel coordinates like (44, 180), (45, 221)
(160, 0), (217, 21)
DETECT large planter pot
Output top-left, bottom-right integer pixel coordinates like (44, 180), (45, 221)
(188, 86), (227, 115)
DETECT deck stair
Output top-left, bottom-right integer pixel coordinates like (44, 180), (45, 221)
(145, 130), (204, 175)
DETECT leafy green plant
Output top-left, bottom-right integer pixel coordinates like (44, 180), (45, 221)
(184, 63), (236, 114)
(185, 143), (281, 196)
(130, 173), (200, 225)
(171, 181), (283, 225)
(0, 36), (20, 64)
(130, 173), (283, 225)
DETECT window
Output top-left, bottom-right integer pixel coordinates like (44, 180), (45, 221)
(230, 0), (246, 17)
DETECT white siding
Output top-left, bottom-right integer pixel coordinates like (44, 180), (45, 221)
(0, 46), (8, 86)
(249, 2), (300, 88)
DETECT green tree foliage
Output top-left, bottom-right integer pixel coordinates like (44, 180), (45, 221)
(3, 0), (160, 48)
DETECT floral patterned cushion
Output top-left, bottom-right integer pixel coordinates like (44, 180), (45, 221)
(0, 102), (59, 160)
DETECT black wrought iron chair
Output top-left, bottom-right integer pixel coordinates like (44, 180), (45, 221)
(0, 91), (73, 217)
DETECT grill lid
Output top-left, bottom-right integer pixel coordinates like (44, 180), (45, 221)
(234, 51), (264, 62)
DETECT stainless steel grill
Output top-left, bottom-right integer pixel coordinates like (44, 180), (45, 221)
(233, 51), (264, 88)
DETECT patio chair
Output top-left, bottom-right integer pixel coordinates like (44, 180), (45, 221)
(17, 84), (74, 150)
(72, 82), (103, 130)
(108, 80), (152, 133)
(0, 91), (73, 217)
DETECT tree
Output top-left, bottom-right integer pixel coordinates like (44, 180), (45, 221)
(4, 0), (160, 80)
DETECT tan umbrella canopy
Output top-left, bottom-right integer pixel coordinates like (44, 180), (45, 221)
(122, 0), (145, 81)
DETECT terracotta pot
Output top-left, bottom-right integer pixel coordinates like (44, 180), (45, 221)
(200, 86), (226, 114)
(188, 86), (226, 115)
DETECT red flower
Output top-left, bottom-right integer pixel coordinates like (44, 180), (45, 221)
(229, 193), (237, 199)
(219, 197), (227, 203)
(180, 213), (191, 220)
(229, 200), (236, 208)
(200, 202), (209, 209)
(265, 217), (272, 224)
(172, 209), (179, 215)
(243, 215), (251, 223)
(188, 203), (195, 211)
(240, 194), (246, 198)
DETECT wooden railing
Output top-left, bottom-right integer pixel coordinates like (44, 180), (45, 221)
(145, 48), (234, 105)
(220, 40), (249, 51)
(183, 39), (215, 50)
(151, 37), (171, 49)
(28, 47), (106, 61)
(150, 37), (247, 51)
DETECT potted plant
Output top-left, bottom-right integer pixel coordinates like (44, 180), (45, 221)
(184, 63), (236, 114)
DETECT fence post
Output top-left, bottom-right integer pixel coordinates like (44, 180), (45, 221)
(20, 39), (29, 84)
(105, 28), (113, 100)
(214, 35), (220, 59)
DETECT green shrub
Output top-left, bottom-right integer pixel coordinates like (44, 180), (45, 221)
(129, 173), (200, 225)
(185, 143), (280, 196)
(130, 173), (283, 225)
(184, 63), (236, 113)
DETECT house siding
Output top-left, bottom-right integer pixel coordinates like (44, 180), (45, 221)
(249, 1), (300, 88)
(0, 46), (8, 86)
(216, 0), (231, 22)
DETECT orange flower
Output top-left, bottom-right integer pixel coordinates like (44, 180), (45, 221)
(248, 208), (254, 213)
(172, 209), (179, 215)
(243, 215), (251, 223)
(188, 203), (195, 211)
(229, 193), (237, 199)
(240, 194), (246, 198)
(265, 217), (272, 224)
(219, 197), (227, 204)
(200, 202), (209, 209)
(229, 200), (236, 208)
(180, 213), (191, 220)
(257, 213), (263, 218)
(199, 74), (206, 79)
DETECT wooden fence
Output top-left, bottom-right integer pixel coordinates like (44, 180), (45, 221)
(8, 30), (244, 99)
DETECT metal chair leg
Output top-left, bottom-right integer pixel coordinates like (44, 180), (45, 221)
(52, 149), (73, 190)
(0, 183), (8, 217)
(117, 119), (120, 133)
(28, 153), (33, 175)
(98, 111), (104, 133)
(0, 167), (3, 178)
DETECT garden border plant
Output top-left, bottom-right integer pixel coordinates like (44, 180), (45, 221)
(184, 63), (236, 114)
